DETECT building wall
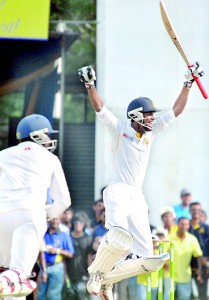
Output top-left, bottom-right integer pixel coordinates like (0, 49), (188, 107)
(95, 0), (209, 226)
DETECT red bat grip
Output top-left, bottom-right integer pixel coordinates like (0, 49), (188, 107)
(192, 75), (208, 99)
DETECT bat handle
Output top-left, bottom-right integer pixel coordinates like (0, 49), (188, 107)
(192, 75), (208, 99)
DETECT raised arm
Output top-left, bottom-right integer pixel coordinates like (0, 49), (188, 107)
(172, 86), (190, 117)
(173, 62), (204, 117)
(86, 87), (104, 112)
(78, 66), (103, 112)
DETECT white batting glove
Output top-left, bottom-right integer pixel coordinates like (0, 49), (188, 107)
(78, 66), (96, 87)
(184, 62), (204, 88)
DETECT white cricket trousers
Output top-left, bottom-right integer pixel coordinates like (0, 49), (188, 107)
(103, 183), (153, 257)
(0, 209), (47, 274)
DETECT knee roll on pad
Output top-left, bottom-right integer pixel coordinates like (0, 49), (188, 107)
(88, 226), (133, 277)
(105, 226), (133, 254)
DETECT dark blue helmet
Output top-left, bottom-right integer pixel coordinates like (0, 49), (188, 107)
(127, 97), (160, 119)
(16, 114), (58, 140)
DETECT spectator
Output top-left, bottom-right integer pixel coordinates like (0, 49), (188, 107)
(73, 210), (92, 236)
(92, 208), (108, 239)
(26, 239), (47, 300)
(59, 207), (74, 234)
(200, 209), (208, 224)
(152, 226), (168, 238)
(127, 276), (138, 299)
(203, 237), (209, 293)
(87, 236), (103, 272)
(88, 199), (105, 230)
(189, 202), (209, 300)
(152, 228), (170, 300)
(173, 188), (192, 221)
(164, 217), (203, 300)
(136, 235), (161, 300)
(37, 217), (74, 300)
(88, 236), (103, 300)
(160, 206), (178, 235)
(66, 213), (93, 300)
(135, 230), (167, 300)
(127, 231), (164, 300)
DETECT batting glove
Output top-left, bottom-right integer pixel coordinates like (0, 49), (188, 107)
(78, 66), (96, 87)
(184, 62), (204, 88)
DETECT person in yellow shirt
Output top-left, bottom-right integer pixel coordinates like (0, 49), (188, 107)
(160, 206), (178, 235)
(164, 217), (202, 300)
(137, 234), (164, 300)
(137, 269), (159, 300)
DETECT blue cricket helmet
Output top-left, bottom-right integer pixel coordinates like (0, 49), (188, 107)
(16, 114), (58, 140)
(127, 97), (160, 118)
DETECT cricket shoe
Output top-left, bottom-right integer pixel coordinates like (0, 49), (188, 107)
(0, 269), (36, 297)
(100, 284), (113, 300)
(87, 272), (104, 295)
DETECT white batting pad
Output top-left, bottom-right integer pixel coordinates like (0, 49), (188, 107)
(88, 226), (133, 277)
(102, 252), (170, 285)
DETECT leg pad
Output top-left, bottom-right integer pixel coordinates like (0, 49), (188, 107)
(88, 226), (133, 277)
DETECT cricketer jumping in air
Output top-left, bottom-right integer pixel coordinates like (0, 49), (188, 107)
(78, 63), (204, 300)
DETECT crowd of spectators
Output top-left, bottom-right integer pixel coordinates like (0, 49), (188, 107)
(135, 188), (209, 300)
(25, 187), (209, 300)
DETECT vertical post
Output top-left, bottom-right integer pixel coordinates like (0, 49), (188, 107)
(147, 272), (152, 300)
(169, 242), (175, 300)
(158, 242), (164, 300)
(59, 36), (65, 164)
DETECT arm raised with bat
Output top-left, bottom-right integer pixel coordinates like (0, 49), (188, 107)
(173, 62), (204, 117)
(160, 0), (208, 99)
(78, 64), (204, 118)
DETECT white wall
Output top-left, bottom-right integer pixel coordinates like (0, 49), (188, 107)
(95, 0), (209, 226)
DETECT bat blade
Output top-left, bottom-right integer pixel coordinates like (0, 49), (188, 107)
(160, 0), (208, 99)
(160, 0), (190, 66)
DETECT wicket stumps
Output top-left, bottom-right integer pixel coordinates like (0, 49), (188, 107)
(146, 241), (175, 300)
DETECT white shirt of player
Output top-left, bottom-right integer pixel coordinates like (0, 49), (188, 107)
(0, 141), (71, 218)
(96, 106), (175, 188)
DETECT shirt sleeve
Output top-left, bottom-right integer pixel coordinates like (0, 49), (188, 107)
(192, 235), (203, 258)
(96, 106), (119, 134)
(203, 238), (209, 257)
(62, 233), (75, 254)
(153, 109), (175, 136)
(47, 156), (71, 219)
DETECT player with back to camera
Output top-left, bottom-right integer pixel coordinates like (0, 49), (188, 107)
(0, 114), (71, 299)
(78, 63), (204, 300)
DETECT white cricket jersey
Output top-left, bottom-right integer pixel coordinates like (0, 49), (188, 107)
(96, 106), (175, 188)
(0, 141), (71, 218)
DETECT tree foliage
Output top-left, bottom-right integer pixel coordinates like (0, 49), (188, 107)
(50, 0), (97, 123)
(0, 0), (96, 138)
(50, 0), (96, 21)
(50, 0), (96, 73)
